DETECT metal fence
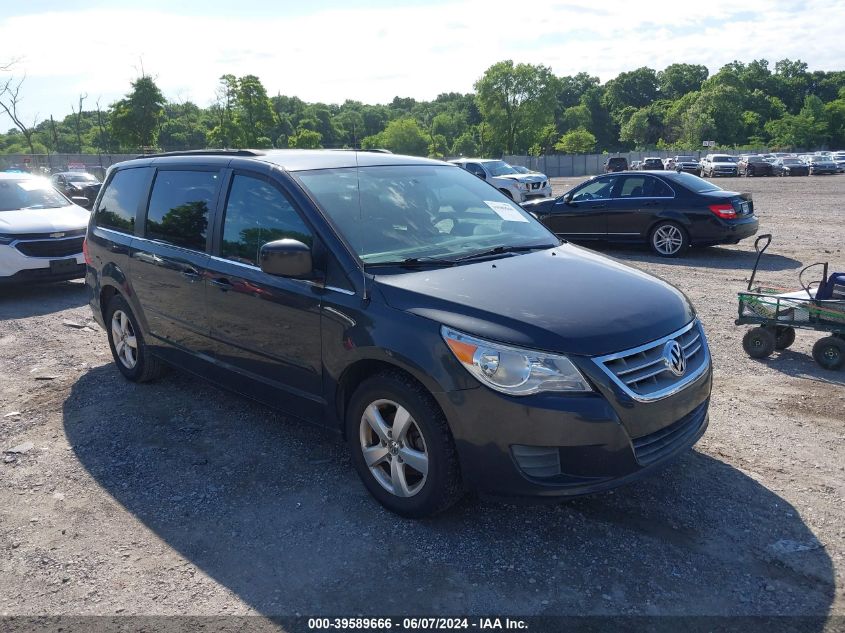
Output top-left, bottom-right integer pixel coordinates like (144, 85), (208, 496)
(504, 148), (772, 178)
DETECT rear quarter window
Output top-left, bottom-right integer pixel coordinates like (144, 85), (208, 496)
(94, 167), (152, 233)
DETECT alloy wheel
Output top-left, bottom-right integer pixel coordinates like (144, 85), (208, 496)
(111, 310), (138, 369)
(359, 399), (429, 498)
(652, 225), (684, 255)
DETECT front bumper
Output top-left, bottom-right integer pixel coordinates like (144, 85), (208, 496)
(0, 244), (85, 283)
(437, 351), (712, 497)
(517, 187), (553, 202)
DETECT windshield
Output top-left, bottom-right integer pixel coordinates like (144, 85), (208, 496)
(810, 156), (829, 163)
(66, 173), (97, 182)
(676, 156), (695, 162)
(512, 165), (531, 174)
(296, 165), (557, 265)
(0, 178), (70, 211)
(673, 172), (722, 193)
(782, 159), (802, 165)
(712, 155), (737, 163)
(483, 160), (519, 176)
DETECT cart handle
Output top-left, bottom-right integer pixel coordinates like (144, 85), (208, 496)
(747, 234), (773, 291)
(799, 262), (828, 300)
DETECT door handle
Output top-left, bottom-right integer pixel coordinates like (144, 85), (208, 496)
(181, 267), (201, 282)
(589, 204), (607, 209)
(209, 277), (232, 291)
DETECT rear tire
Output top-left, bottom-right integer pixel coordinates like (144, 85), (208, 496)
(812, 336), (844, 370)
(346, 370), (463, 518)
(105, 294), (167, 382)
(743, 327), (776, 359)
(774, 326), (796, 350)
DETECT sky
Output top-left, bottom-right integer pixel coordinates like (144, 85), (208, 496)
(1, 0), (844, 123)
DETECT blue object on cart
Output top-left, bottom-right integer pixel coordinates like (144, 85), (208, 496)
(817, 272), (845, 300)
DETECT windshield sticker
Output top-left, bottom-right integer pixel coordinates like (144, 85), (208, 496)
(484, 200), (529, 222)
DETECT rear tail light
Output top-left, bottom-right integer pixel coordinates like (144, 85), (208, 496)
(708, 203), (736, 219)
(82, 237), (92, 265)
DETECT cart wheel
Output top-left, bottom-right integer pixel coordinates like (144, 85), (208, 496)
(774, 326), (796, 350)
(743, 327), (776, 359)
(812, 336), (844, 370)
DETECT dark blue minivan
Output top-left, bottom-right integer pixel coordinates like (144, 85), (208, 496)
(84, 150), (712, 517)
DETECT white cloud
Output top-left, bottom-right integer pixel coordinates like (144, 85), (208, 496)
(0, 0), (843, 121)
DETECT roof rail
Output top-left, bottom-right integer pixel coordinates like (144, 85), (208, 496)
(134, 149), (266, 159)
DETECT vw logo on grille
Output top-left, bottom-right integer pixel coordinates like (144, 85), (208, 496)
(663, 340), (686, 376)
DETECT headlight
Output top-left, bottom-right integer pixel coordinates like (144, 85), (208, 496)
(441, 326), (592, 395)
(515, 182), (528, 190)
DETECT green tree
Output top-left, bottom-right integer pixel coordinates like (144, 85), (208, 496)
(288, 129), (323, 149)
(236, 75), (274, 147)
(657, 64), (708, 100)
(554, 128), (596, 153)
(603, 67), (659, 116)
(109, 75), (165, 149)
(362, 118), (428, 155)
(474, 60), (558, 154)
(619, 108), (650, 148)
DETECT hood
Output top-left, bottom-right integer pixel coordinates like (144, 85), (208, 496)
(520, 197), (558, 215)
(0, 205), (90, 234)
(375, 244), (694, 356)
(496, 173), (545, 183)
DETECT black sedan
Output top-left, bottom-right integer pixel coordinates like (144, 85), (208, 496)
(773, 158), (809, 176)
(522, 171), (759, 257)
(50, 172), (101, 209)
(737, 155), (774, 177)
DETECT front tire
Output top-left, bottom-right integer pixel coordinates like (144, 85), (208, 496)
(500, 189), (514, 200)
(649, 221), (689, 257)
(346, 371), (463, 518)
(812, 336), (844, 370)
(105, 294), (167, 382)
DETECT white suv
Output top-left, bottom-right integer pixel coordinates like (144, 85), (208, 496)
(0, 173), (90, 284)
(449, 159), (552, 203)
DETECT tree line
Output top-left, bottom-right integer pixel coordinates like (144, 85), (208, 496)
(1, 58), (844, 158)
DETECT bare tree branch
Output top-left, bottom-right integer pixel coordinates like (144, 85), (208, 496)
(0, 73), (39, 155)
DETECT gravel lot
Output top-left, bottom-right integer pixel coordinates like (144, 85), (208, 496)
(0, 174), (843, 627)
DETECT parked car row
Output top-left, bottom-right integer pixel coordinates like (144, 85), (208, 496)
(607, 150), (845, 179)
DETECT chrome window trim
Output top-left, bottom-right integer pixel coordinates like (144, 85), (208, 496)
(613, 175), (676, 200)
(593, 320), (710, 403)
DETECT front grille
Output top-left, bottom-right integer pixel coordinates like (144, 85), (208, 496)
(594, 320), (709, 402)
(531, 182), (541, 190)
(632, 399), (708, 466)
(15, 237), (84, 258)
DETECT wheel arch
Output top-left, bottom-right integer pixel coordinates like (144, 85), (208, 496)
(334, 358), (447, 439)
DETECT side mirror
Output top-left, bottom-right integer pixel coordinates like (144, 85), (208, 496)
(561, 193), (572, 204)
(259, 239), (314, 279)
(475, 172), (486, 179)
(71, 196), (90, 207)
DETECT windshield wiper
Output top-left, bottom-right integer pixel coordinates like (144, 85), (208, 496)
(453, 244), (553, 263)
(365, 255), (457, 268)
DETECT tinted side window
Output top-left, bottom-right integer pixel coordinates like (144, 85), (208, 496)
(221, 175), (313, 267)
(571, 176), (617, 201)
(645, 176), (673, 197)
(618, 176), (646, 198)
(94, 167), (150, 233)
(145, 170), (218, 250)
(466, 163), (486, 178)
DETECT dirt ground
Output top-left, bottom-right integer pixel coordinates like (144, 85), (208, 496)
(0, 174), (843, 627)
